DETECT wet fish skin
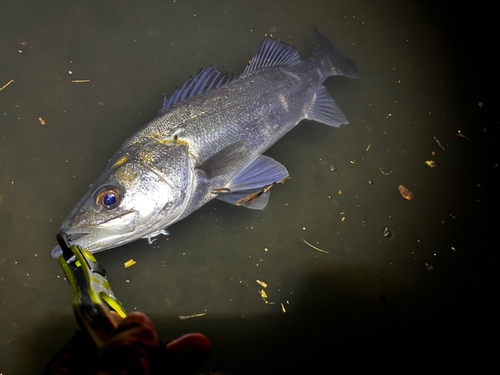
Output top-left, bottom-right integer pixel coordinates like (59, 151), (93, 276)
(58, 28), (358, 253)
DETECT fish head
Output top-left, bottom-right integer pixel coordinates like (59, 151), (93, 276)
(58, 141), (194, 253)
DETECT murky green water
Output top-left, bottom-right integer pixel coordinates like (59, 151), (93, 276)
(0, 1), (495, 373)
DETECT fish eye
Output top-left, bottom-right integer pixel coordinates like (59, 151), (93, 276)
(96, 186), (121, 209)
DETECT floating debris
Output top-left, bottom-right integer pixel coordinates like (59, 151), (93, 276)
(256, 280), (267, 288)
(259, 289), (268, 303)
(456, 130), (470, 140)
(71, 79), (90, 83)
(368, 179), (373, 185)
(124, 259), (136, 268)
(379, 168), (393, 175)
(302, 239), (329, 254)
(398, 185), (414, 200)
(366, 144), (371, 151)
(0, 79), (14, 91)
(281, 303), (286, 313)
(383, 227), (392, 238)
(425, 160), (436, 168)
(179, 313), (206, 320)
(38, 117), (46, 125)
(330, 165), (337, 172)
(434, 136), (445, 150)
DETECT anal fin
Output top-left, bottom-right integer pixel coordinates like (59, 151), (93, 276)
(306, 86), (348, 127)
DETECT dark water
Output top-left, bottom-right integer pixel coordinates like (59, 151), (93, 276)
(0, 1), (496, 373)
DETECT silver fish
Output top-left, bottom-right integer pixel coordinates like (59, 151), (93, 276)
(57, 28), (358, 253)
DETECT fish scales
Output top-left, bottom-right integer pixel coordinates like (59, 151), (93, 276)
(128, 67), (312, 162)
(56, 28), (358, 254)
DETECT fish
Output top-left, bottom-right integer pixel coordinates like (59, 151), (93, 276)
(57, 27), (358, 254)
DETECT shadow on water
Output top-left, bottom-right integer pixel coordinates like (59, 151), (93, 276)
(20, 259), (495, 374)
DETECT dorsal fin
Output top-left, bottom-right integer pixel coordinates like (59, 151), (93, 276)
(160, 65), (235, 111)
(243, 36), (301, 74)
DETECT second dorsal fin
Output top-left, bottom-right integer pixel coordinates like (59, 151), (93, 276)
(243, 36), (301, 74)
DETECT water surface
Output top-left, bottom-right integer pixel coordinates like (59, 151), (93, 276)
(0, 1), (495, 373)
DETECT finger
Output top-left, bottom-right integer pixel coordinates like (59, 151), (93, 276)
(166, 333), (211, 373)
(90, 313), (160, 374)
(109, 310), (123, 323)
(111, 312), (158, 342)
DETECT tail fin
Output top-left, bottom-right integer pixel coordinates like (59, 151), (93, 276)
(312, 26), (359, 78)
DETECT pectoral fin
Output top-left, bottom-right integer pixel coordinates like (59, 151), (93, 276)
(226, 155), (289, 192)
(197, 140), (252, 180)
(214, 155), (289, 210)
(216, 189), (271, 210)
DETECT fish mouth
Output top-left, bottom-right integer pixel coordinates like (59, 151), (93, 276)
(58, 211), (138, 253)
(56, 230), (89, 249)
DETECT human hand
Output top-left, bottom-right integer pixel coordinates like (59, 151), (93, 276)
(44, 312), (211, 375)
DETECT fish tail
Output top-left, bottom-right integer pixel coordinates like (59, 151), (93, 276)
(312, 26), (359, 78)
